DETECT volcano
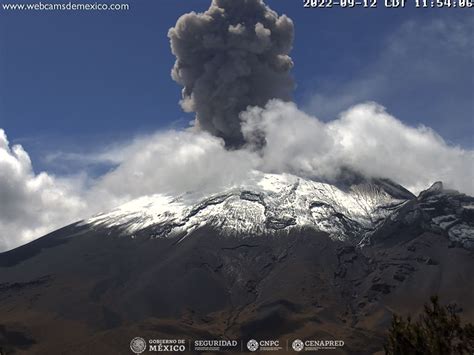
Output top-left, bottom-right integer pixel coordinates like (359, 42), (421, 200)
(1, 173), (473, 354)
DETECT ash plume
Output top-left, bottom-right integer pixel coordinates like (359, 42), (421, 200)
(168, 0), (295, 147)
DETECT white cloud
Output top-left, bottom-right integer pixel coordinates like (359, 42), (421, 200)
(91, 129), (258, 201)
(242, 100), (473, 194)
(0, 129), (87, 251)
(327, 103), (473, 193)
(242, 101), (338, 178)
(1, 100), (472, 251)
(0, 128), (258, 251)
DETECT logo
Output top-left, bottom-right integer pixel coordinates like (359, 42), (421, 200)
(302, 339), (345, 351)
(193, 340), (239, 352)
(130, 337), (147, 354)
(247, 339), (259, 352)
(291, 339), (344, 351)
(148, 339), (187, 352)
(292, 339), (304, 352)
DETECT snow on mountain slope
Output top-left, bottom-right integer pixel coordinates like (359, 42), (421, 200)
(86, 172), (413, 241)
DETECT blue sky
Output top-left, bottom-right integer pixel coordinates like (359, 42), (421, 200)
(0, 0), (472, 175)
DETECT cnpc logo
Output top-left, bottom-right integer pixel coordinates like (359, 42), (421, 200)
(247, 339), (281, 352)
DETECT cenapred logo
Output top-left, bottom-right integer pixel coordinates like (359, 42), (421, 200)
(247, 339), (259, 352)
(291, 339), (345, 352)
(130, 337), (147, 354)
(292, 339), (304, 352)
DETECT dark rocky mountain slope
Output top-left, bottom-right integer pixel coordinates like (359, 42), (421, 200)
(0, 175), (473, 354)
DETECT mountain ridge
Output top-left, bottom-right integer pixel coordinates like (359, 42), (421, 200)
(85, 172), (417, 244)
(0, 174), (473, 354)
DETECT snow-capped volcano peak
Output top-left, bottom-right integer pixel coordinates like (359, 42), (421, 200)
(86, 172), (413, 241)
